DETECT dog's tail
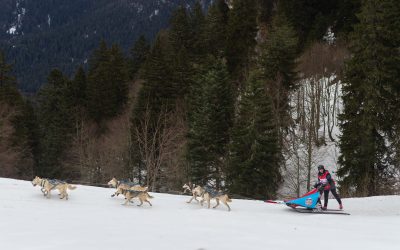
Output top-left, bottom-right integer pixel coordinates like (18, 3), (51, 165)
(146, 192), (154, 199)
(68, 184), (77, 190)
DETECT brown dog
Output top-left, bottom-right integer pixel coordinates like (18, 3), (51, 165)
(118, 188), (153, 206)
(107, 177), (148, 197)
(32, 176), (76, 200)
(182, 183), (201, 203)
(195, 186), (232, 211)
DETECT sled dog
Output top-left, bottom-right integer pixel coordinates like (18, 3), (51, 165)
(182, 182), (202, 203)
(31, 176), (77, 200)
(195, 186), (232, 211)
(107, 178), (148, 197)
(119, 188), (153, 206)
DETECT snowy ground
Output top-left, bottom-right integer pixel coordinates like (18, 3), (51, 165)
(0, 178), (399, 250)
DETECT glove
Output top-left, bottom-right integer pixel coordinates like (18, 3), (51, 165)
(313, 181), (321, 189)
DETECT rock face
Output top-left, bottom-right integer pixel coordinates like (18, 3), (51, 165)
(0, 0), (212, 92)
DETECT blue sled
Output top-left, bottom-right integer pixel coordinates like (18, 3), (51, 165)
(285, 188), (320, 209)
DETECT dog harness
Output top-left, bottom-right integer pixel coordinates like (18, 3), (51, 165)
(203, 186), (224, 198)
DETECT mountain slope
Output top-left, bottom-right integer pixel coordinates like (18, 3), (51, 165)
(0, 178), (399, 250)
(0, 0), (212, 92)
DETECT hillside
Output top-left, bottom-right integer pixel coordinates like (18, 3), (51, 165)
(0, 0), (212, 92)
(0, 178), (399, 250)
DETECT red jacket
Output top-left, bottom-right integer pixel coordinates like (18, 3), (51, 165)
(318, 170), (335, 190)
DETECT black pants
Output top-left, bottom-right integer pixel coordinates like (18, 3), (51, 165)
(318, 188), (342, 207)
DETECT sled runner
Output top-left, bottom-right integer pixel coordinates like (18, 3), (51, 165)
(266, 188), (350, 215)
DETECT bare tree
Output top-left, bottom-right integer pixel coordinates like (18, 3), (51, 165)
(281, 42), (349, 196)
(132, 104), (186, 191)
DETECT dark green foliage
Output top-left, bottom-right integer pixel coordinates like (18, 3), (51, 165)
(277, 0), (361, 45)
(0, 0), (213, 92)
(189, 1), (206, 58)
(0, 50), (15, 88)
(0, 52), (37, 179)
(70, 66), (87, 110)
(226, 0), (258, 74)
(0, 50), (20, 107)
(260, 15), (298, 135)
(128, 35), (150, 80)
(338, 0), (400, 196)
(129, 35), (176, 184)
(227, 70), (282, 199)
(258, 0), (275, 24)
(333, 0), (361, 37)
(203, 0), (230, 57)
(169, 6), (192, 53)
(11, 100), (39, 179)
(36, 69), (75, 178)
(136, 36), (176, 118)
(86, 42), (129, 124)
(262, 15), (298, 90)
(186, 58), (233, 187)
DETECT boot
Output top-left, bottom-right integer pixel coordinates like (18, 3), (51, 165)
(321, 206), (327, 210)
(339, 204), (343, 210)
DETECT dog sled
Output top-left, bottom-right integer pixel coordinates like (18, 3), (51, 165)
(266, 188), (350, 215)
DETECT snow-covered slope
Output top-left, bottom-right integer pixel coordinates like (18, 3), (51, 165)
(0, 178), (399, 250)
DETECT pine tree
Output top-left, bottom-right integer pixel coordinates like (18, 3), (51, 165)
(128, 35), (150, 79)
(338, 0), (400, 196)
(227, 70), (282, 199)
(189, 1), (206, 58)
(136, 35), (176, 118)
(260, 14), (298, 141)
(130, 36), (175, 184)
(109, 44), (129, 113)
(226, 0), (258, 74)
(0, 51), (15, 87)
(186, 57), (233, 187)
(86, 42), (128, 124)
(0, 50), (38, 179)
(169, 6), (192, 53)
(37, 69), (74, 178)
(203, 0), (230, 57)
(11, 100), (39, 179)
(0, 51), (19, 105)
(70, 66), (87, 110)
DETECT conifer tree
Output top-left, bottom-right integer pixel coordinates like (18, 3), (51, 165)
(0, 51), (19, 105)
(226, 0), (258, 74)
(128, 35), (150, 79)
(203, 0), (230, 57)
(169, 6), (192, 53)
(11, 100), (39, 179)
(338, 0), (400, 196)
(130, 36), (175, 184)
(0, 50), (38, 179)
(189, 1), (206, 58)
(186, 58), (233, 187)
(227, 70), (281, 199)
(70, 66), (87, 110)
(37, 69), (74, 178)
(0, 51), (15, 88)
(260, 14), (298, 141)
(86, 42), (128, 124)
(136, 36), (175, 118)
